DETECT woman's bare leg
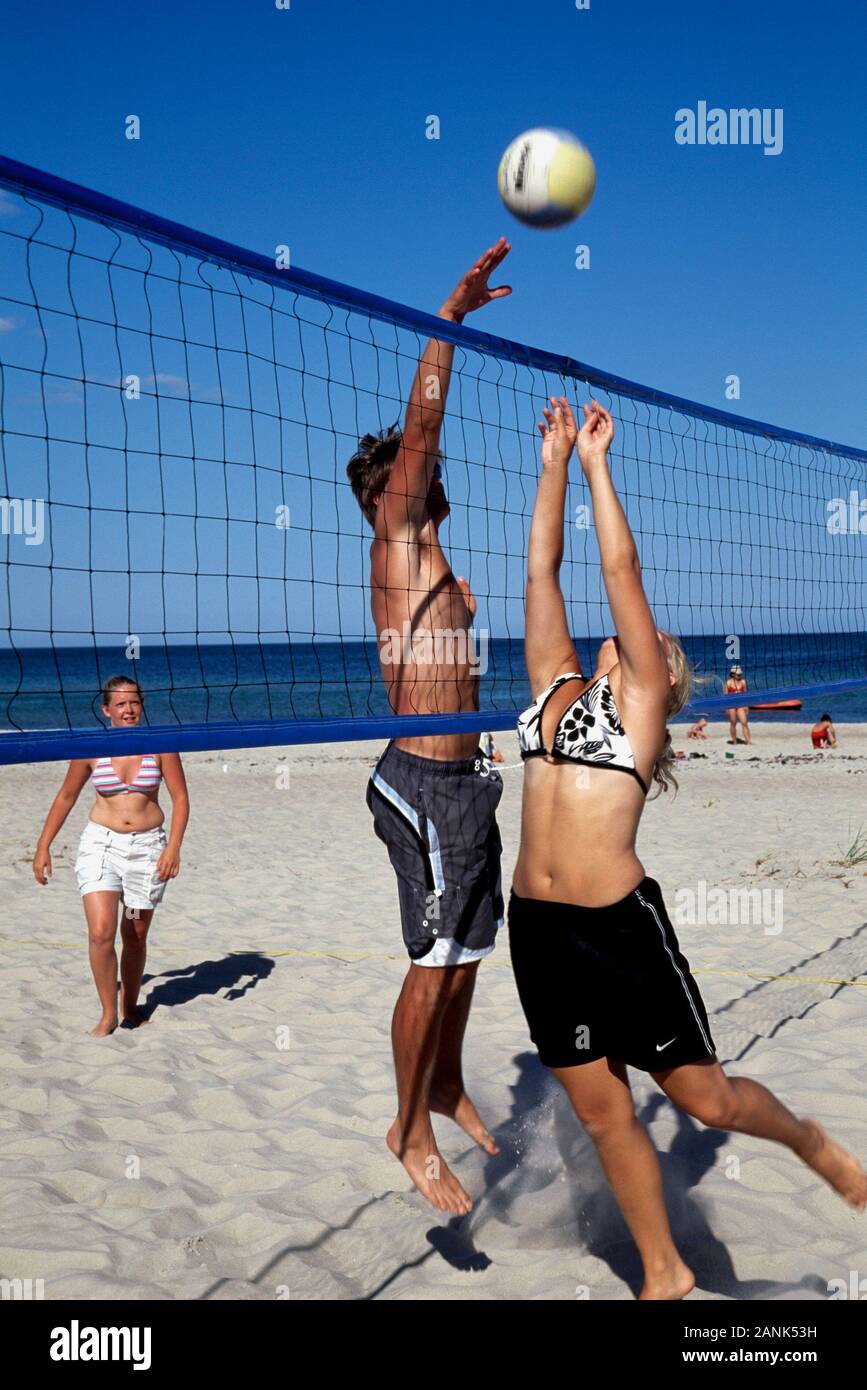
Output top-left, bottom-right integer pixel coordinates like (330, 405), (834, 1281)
(119, 905), (154, 1024)
(83, 891), (121, 1036)
(654, 1059), (867, 1209)
(553, 1057), (695, 1300)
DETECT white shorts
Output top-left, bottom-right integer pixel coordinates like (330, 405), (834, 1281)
(75, 821), (168, 910)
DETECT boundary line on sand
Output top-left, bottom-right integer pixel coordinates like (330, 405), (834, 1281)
(5, 937), (867, 987)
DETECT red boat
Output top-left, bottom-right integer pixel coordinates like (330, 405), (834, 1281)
(748, 699), (803, 711)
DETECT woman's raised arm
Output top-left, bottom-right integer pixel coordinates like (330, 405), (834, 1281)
(524, 396), (582, 694)
(576, 402), (669, 706)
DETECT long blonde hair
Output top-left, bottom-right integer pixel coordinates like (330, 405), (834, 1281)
(649, 632), (693, 798)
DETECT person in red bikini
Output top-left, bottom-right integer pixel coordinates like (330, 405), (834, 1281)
(811, 713), (837, 749)
(724, 665), (751, 744)
(33, 676), (189, 1036)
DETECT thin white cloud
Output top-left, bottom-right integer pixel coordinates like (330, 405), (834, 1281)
(152, 372), (191, 393)
(115, 372), (192, 394)
(47, 383), (84, 404)
(0, 192), (19, 219)
(0, 316), (14, 334)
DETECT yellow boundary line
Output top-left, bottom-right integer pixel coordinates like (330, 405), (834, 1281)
(7, 939), (867, 987)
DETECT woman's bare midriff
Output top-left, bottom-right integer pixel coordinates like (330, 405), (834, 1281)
(512, 758), (647, 907)
(88, 790), (165, 834)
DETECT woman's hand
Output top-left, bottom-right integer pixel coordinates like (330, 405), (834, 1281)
(33, 847), (52, 884)
(155, 847), (181, 882)
(577, 400), (615, 475)
(538, 395), (578, 469)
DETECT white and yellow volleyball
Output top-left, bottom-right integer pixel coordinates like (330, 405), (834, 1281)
(497, 128), (596, 229)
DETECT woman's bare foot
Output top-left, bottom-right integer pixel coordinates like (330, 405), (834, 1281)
(88, 1015), (118, 1037)
(386, 1118), (473, 1215)
(639, 1258), (696, 1300)
(430, 1082), (500, 1155)
(799, 1118), (867, 1209)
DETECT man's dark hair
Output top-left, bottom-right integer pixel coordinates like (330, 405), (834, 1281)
(346, 422), (403, 527)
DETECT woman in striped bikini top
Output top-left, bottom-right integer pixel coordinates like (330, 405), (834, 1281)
(33, 674), (190, 891)
(33, 678), (191, 1038)
(91, 753), (163, 796)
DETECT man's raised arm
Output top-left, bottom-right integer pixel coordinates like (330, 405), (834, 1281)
(381, 238), (512, 531)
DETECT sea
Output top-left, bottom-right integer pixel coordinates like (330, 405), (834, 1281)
(2, 632), (867, 735)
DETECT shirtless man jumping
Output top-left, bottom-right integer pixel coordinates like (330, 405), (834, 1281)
(347, 238), (511, 1216)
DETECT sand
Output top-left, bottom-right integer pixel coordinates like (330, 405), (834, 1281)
(1, 723), (865, 1300)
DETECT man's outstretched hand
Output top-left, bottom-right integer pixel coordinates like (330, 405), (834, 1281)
(439, 237), (512, 322)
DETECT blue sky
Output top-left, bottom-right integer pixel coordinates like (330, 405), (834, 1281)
(0, 0), (865, 699)
(2, 0), (865, 449)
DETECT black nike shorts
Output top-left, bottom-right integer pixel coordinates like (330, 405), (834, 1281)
(367, 741), (504, 966)
(508, 877), (717, 1071)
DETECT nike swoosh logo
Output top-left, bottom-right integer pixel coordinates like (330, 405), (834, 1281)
(656, 1037), (678, 1051)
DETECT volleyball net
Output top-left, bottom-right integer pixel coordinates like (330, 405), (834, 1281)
(1, 154), (865, 764)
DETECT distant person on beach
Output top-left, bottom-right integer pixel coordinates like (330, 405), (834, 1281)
(687, 717), (708, 740)
(32, 676), (189, 1036)
(724, 665), (751, 744)
(481, 731), (505, 763)
(811, 713), (837, 749)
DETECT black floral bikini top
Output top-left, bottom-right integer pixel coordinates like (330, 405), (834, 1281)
(517, 671), (648, 795)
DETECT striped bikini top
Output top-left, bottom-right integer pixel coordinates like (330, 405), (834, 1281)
(91, 754), (162, 796)
(517, 671), (648, 795)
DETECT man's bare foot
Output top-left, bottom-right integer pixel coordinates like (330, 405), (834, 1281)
(430, 1082), (500, 1156)
(386, 1118), (473, 1215)
(639, 1259), (695, 1300)
(799, 1118), (867, 1209)
(88, 1016), (118, 1037)
(121, 1007), (150, 1028)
